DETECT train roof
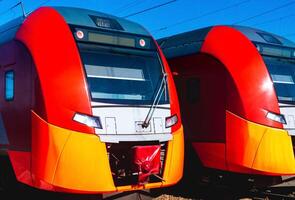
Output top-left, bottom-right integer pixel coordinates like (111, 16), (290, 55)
(232, 25), (295, 47)
(158, 25), (295, 59)
(157, 27), (211, 59)
(0, 6), (150, 45)
(0, 16), (24, 45)
(54, 6), (149, 36)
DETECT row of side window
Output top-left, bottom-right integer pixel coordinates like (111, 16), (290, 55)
(5, 70), (14, 101)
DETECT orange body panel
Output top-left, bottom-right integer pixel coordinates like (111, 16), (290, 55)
(226, 111), (295, 175)
(52, 130), (114, 192)
(31, 111), (114, 192)
(162, 125), (184, 185)
(192, 111), (295, 175)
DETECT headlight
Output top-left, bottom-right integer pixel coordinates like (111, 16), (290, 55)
(266, 111), (286, 124)
(73, 113), (103, 129)
(165, 114), (178, 128)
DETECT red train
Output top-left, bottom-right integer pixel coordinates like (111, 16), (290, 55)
(0, 6), (184, 193)
(158, 25), (295, 182)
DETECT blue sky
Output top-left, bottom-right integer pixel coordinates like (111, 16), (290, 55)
(0, 0), (295, 41)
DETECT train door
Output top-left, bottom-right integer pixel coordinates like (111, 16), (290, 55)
(172, 54), (226, 143)
(173, 73), (200, 141)
(0, 41), (32, 150)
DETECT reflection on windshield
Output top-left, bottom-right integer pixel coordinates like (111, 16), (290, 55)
(85, 64), (145, 81)
(80, 45), (169, 105)
(264, 56), (295, 103)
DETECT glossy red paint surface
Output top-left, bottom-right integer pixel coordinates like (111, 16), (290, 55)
(201, 26), (282, 129)
(132, 145), (161, 184)
(16, 7), (94, 133)
(8, 150), (33, 185)
(192, 142), (226, 171)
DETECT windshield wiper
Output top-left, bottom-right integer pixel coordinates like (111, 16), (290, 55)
(142, 73), (167, 128)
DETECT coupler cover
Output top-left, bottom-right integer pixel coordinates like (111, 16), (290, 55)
(131, 145), (161, 184)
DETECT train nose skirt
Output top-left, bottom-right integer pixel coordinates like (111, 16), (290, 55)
(106, 142), (166, 186)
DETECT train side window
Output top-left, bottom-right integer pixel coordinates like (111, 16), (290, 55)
(186, 78), (200, 103)
(5, 70), (14, 101)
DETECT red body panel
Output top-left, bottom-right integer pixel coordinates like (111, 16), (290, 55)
(192, 142), (226, 171)
(8, 150), (33, 185)
(15, 7), (94, 134)
(201, 26), (281, 129)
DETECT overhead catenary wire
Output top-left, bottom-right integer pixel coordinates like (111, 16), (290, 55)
(0, 0), (50, 28)
(123, 0), (178, 18)
(251, 13), (295, 26)
(151, 0), (250, 33)
(233, 0), (295, 24)
(0, 2), (23, 18)
(113, 0), (146, 14)
(0, 0), (50, 19)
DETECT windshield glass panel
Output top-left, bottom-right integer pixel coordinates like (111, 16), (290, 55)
(79, 44), (169, 105)
(264, 56), (295, 103)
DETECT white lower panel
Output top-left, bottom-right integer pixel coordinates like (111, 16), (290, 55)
(91, 102), (171, 135)
(105, 117), (117, 134)
(279, 104), (295, 136)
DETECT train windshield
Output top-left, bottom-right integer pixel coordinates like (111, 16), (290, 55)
(264, 56), (295, 103)
(79, 43), (169, 105)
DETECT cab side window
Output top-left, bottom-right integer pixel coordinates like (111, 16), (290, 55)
(5, 70), (14, 101)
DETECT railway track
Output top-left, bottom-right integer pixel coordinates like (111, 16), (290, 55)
(149, 171), (295, 200)
(246, 187), (295, 200)
(0, 176), (294, 200)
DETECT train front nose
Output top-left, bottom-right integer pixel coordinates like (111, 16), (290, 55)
(227, 111), (295, 175)
(31, 110), (184, 193)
